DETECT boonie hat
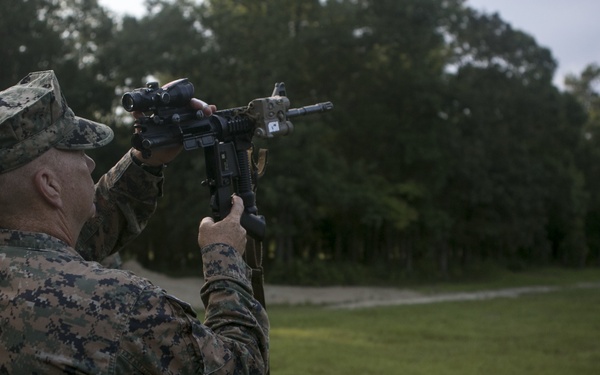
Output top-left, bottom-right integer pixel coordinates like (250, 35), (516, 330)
(0, 70), (114, 174)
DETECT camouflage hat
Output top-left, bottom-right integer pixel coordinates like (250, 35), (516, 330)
(0, 70), (114, 174)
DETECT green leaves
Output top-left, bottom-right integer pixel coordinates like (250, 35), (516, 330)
(5, 0), (597, 280)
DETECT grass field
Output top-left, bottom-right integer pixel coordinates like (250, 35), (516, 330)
(267, 268), (600, 374)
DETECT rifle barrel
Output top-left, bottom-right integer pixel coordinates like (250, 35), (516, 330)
(287, 102), (333, 118)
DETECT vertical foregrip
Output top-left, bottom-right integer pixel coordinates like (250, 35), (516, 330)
(237, 150), (251, 192)
(236, 149), (256, 214)
(236, 149), (266, 239)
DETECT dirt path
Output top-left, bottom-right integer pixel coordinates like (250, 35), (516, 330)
(122, 260), (600, 309)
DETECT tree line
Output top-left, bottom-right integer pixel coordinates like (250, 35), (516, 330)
(3, 0), (600, 284)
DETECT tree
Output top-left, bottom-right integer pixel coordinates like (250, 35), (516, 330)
(566, 64), (600, 266)
(6, 0), (595, 281)
(441, 7), (589, 269)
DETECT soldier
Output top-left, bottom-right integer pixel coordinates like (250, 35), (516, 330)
(0, 71), (269, 374)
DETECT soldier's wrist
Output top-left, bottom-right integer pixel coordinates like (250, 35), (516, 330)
(130, 150), (165, 175)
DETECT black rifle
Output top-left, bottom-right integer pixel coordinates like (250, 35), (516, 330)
(122, 78), (333, 240)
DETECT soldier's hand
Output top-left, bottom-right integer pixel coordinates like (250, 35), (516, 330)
(198, 195), (247, 254)
(131, 81), (216, 166)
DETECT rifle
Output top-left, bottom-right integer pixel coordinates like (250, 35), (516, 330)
(122, 78), (333, 241)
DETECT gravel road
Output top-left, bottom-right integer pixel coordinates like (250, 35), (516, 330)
(122, 260), (600, 309)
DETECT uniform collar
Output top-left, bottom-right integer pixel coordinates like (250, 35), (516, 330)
(0, 228), (81, 258)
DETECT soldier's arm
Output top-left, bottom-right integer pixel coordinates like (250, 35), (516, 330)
(77, 98), (213, 263)
(76, 149), (164, 262)
(116, 244), (269, 374)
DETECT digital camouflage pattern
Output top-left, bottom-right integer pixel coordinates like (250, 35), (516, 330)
(0, 71), (269, 373)
(77, 150), (166, 262)
(0, 151), (269, 374)
(0, 232), (269, 374)
(0, 70), (113, 174)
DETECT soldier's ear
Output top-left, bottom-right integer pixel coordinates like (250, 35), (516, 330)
(33, 167), (63, 209)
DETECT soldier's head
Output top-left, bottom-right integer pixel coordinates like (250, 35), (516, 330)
(0, 70), (114, 174)
(0, 71), (114, 244)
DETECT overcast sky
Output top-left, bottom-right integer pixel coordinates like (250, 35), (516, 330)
(467, 0), (600, 88)
(99, 0), (599, 88)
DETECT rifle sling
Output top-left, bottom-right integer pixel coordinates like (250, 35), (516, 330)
(244, 238), (269, 374)
(244, 237), (267, 309)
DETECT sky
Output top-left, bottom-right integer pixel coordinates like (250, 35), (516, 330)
(99, 0), (147, 18)
(467, 0), (600, 88)
(98, 0), (600, 89)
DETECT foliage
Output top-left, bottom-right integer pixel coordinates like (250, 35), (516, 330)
(566, 64), (600, 266)
(3, 0), (600, 282)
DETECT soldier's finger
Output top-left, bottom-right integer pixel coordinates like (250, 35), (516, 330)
(226, 195), (244, 223)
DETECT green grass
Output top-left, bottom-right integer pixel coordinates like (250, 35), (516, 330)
(267, 269), (600, 375)
(412, 266), (600, 294)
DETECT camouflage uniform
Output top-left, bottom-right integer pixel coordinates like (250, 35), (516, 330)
(0, 71), (269, 374)
(77, 149), (167, 263)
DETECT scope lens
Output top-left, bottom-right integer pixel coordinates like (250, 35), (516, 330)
(122, 94), (135, 112)
(159, 92), (170, 105)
